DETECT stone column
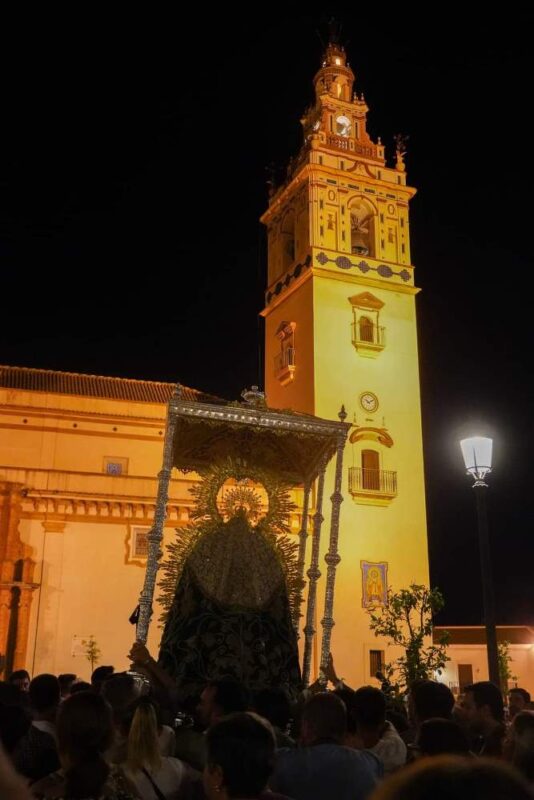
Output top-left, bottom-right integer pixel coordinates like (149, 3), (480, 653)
(0, 482), (36, 676)
(15, 588), (35, 672)
(33, 521), (66, 675)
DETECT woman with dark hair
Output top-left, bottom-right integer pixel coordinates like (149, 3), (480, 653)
(32, 691), (134, 800)
(204, 712), (288, 800)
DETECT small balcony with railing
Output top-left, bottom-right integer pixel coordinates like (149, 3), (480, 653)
(324, 134), (381, 159)
(351, 319), (385, 358)
(349, 467), (397, 505)
(274, 347), (296, 386)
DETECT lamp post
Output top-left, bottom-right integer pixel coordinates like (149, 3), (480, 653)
(460, 436), (500, 689)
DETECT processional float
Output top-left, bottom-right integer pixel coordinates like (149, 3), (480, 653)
(135, 384), (349, 695)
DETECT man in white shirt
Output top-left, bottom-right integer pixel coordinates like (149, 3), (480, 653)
(348, 686), (406, 774)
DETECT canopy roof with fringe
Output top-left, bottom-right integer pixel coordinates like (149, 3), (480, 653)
(169, 384), (349, 485)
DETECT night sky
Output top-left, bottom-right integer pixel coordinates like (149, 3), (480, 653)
(1, 12), (532, 626)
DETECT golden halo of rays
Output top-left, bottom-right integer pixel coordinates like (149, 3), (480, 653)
(218, 483), (264, 523)
(158, 458), (304, 626)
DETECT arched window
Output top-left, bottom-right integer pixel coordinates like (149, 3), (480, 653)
(361, 449), (380, 490)
(349, 199), (375, 257)
(359, 316), (374, 343)
(349, 292), (385, 356)
(274, 321), (297, 386)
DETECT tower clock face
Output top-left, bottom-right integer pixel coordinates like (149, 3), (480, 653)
(360, 392), (379, 413)
(336, 115), (351, 137)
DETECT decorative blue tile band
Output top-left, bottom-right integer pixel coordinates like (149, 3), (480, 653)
(316, 252), (411, 283)
(265, 254), (313, 304)
(265, 252), (412, 306)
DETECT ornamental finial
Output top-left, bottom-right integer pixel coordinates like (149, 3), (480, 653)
(394, 133), (409, 173)
(241, 386), (266, 407)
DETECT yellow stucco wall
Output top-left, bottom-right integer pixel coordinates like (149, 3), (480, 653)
(0, 386), (196, 678)
(311, 274), (429, 684)
(264, 275), (315, 415)
(20, 515), (180, 679)
(263, 267), (429, 686)
(441, 646), (534, 698)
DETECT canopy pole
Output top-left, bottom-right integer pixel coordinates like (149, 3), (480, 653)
(136, 386), (181, 643)
(320, 406), (347, 675)
(293, 480), (311, 634)
(302, 458), (327, 686)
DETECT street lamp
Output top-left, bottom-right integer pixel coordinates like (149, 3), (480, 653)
(460, 436), (500, 688)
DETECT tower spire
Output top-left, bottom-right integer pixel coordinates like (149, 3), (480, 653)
(314, 27), (354, 103)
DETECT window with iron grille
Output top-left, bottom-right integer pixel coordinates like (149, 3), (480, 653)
(370, 649), (384, 677)
(132, 527), (149, 558)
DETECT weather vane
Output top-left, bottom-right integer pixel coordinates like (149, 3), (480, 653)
(394, 133), (409, 156)
(394, 133), (409, 172)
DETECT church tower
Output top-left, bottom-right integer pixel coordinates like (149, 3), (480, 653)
(261, 35), (429, 685)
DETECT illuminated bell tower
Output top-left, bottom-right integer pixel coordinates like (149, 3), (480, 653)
(261, 36), (430, 686)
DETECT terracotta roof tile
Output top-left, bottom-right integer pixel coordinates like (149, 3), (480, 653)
(0, 365), (225, 405)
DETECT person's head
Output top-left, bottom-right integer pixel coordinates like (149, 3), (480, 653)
(333, 688), (357, 734)
(69, 681), (92, 695)
(0, 681), (25, 707)
(253, 687), (291, 731)
(461, 682), (504, 733)
(414, 718), (471, 757)
(197, 679), (250, 728)
(504, 710), (534, 781)
(8, 669), (30, 693)
(120, 697), (162, 773)
(409, 680), (455, 726)
(370, 755), (532, 800)
(101, 673), (139, 724)
(57, 691), (114, 800)
(352, 686), (387, 733)
(387, 708), (410, 734)
(91, 665), (114, 692)
(204, 712), (275, 800)
(300, 692), (346, 746)
(29, 674), (60, 718)
(509, 688), (531, 719)
(58, 673), (77, 699)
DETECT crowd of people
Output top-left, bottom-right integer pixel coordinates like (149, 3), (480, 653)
(1, 653), (534, 799)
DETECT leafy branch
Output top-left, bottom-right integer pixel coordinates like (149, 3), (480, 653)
(367, 584), (450, 693)
(81, 635), (101, 673)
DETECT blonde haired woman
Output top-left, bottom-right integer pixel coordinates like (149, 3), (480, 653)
(119, 698), (200, 800)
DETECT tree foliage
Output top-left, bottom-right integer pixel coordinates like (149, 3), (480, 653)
(498, 640), (517, 697)
(367, 584), (450, 692)
(81, 635), (101, 673)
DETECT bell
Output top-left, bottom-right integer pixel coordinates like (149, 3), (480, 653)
(351, 233), (369, 256)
